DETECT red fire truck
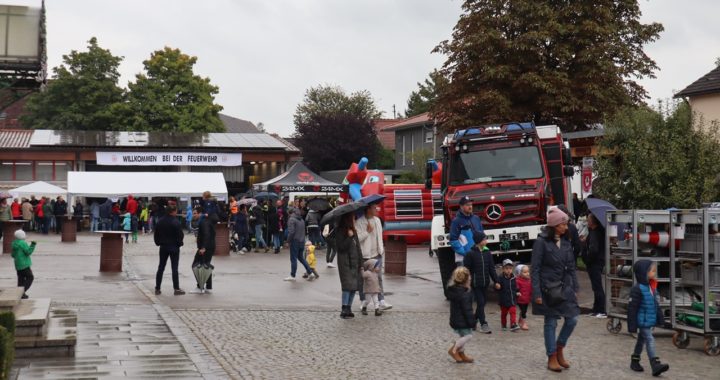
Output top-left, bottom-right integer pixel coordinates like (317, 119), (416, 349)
(429, 122), (574, 290)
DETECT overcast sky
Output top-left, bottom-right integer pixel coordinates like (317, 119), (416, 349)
(11, 0), (720, 135)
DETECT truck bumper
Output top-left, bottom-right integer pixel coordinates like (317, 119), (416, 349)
(431, 217), (544, 256)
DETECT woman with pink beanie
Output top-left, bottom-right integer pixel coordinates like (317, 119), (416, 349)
(531, 207), (580, 373)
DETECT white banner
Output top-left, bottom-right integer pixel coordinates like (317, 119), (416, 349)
(96, 152), (242, 167)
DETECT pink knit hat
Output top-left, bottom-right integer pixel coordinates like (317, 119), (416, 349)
(547, 208), (569, 227)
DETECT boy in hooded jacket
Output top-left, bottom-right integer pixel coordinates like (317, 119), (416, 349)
(463, 230), (498, 333)
(627, 260), (669, 376)
(497, 259), (520, 331)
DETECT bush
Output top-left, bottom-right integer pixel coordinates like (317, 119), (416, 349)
(0, 313), (15, 336)
(0, 326), (13, 380)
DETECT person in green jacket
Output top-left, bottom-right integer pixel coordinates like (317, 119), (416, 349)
(11, 229), (35, 299)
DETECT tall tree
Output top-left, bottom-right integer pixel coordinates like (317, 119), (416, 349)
(405, 69), (448, 117)
(433, 0), (663, 131)
(21, 37), (125, 130)
(293, 85), (382, 171)
(125, 47), (224, 132)
(594, 103), (720, 209)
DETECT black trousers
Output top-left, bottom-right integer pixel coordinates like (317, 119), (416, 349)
(17, 268), (34, 293)
(587, 263), (606, 314)
(192, 250), (214, 289)
(473, 285), (488, 324)
(156, 246), (180, 290)
(518, 303), (529, 319)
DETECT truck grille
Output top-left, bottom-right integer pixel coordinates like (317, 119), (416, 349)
(474, 201), (541, 226)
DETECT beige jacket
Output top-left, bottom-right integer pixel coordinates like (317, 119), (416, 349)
(355, 215), (384, 259)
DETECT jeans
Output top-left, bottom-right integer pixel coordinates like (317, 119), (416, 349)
(633, 327), (657, 359)
(255, 224), (267, 248)
(543, 315), (578, 356)
(42, 216), (50, 234)
(90, 217), (100, 232)
(290, 240), (312, 278)
(156, 246), (181, 290)
(587, 263), (606, 314)
(342, 290), (356, 306)
(473, 286), (488, 324)
(272, 233), (281, 250)
(359, 256), (385, 302)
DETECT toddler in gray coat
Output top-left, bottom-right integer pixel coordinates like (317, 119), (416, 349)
(361, 259), (382, 316)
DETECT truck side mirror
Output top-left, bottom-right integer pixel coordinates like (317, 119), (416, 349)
(563, 165), (575, 177)
(425, 161), (433, 190)
(562, 148), (572, 164)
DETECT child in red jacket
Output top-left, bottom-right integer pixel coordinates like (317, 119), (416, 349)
(516, 264), (532, 331)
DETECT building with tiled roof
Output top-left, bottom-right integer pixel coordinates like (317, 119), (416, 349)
(674, 65), (720, 129)
(383, 112), (440, 170)
(372, 118), (402, 150)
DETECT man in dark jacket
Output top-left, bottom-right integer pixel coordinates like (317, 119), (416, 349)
(192, 208), (216, 292)
(267, 204), (280, 253)
(53, 196), (68, 234)
(284, 208), (312, 281)
(582, 213), (606, 317)
(153, 205), (185, 295)
(463, 231), (498, 333)
(99, 198), (113, 231)
(233, 205), (250, 253)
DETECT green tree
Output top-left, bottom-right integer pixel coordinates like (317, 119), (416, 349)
(21, 37), (125, 130)
(125, 47), (224, 132)
(373, 143), (396, 170)
(433, 0), (663, 131)
(293, 85), (382, 171)
(405, 69), (448, 117)
(594, 104), (720, 209)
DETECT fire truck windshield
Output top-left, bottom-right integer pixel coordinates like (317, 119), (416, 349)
(449, 146), (543, 185)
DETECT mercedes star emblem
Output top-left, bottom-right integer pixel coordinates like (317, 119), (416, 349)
(485, 203), (503, 221)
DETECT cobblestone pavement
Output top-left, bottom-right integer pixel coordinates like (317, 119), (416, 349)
(177, 309), (719, 380)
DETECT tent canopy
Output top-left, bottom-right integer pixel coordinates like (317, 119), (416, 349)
(9, 181), (67, 199)
(67, 172), (228, 199)
(253, 162), (346, 193)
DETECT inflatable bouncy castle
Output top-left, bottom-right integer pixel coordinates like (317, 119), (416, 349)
(342, 157), (442, 245)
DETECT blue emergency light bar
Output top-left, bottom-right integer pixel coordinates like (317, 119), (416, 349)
(454, 122), (535, 139)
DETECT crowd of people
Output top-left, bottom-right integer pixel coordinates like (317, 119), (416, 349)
(0, 195), (70, 236)
(446, 195), (669, 376)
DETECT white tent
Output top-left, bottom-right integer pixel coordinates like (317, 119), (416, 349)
(9, 181), (67, 199)
(67, 172), (228, 199)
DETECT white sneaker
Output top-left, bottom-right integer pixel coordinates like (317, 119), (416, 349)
(189, 287), (203, 294)
(595, 313), (607, 319)
(307, 273), (316, 281)
(327, 263), (336, 268)
(380, 301), (393, 310)
(283, 276), (296, 281)
(204, 289), (212, 294)
(240, 248), (248, 253)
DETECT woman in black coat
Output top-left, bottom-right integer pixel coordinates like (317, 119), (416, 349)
(335, 212), (362, 319)
(531, 208), (579, 372)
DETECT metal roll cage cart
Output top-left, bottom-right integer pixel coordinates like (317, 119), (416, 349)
(670, 209), (720, 356)
(605, 210), (673, 335)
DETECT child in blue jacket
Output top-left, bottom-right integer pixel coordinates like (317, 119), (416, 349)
(627, 260), (669, 376)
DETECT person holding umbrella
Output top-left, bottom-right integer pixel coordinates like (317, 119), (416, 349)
(336, 211), (363, 319)
(581, 208), (609, 318)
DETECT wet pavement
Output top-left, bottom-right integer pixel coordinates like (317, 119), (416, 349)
(1, 231), (716, 379)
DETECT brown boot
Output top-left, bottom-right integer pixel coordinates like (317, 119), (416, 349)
(556, 344), (570, 368)
(448, 345), (463, 363)
(458, 351), (474, 363)
(548, 353), (562, 372)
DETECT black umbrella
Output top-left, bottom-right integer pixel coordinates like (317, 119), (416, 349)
(320, 202), (367, 225)
(307, 198), (331, 212)
(585, 198), (617, 228)
(254, 192), (279, 201)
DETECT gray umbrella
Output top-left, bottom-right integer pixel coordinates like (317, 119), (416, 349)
(192, 262), (214, 292)
(319, 201), (367, 225)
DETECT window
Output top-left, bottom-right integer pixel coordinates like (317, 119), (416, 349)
(36, 161), (53, 181)
(425, 131), (433, 143)
(0, 162), (11, 181)
(411, 135), (415, 165)
(14, 162), (32, 181)
(401, 135), (406, 166)
(55, 162), (70, 181)
(449, 146), (544, 185)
